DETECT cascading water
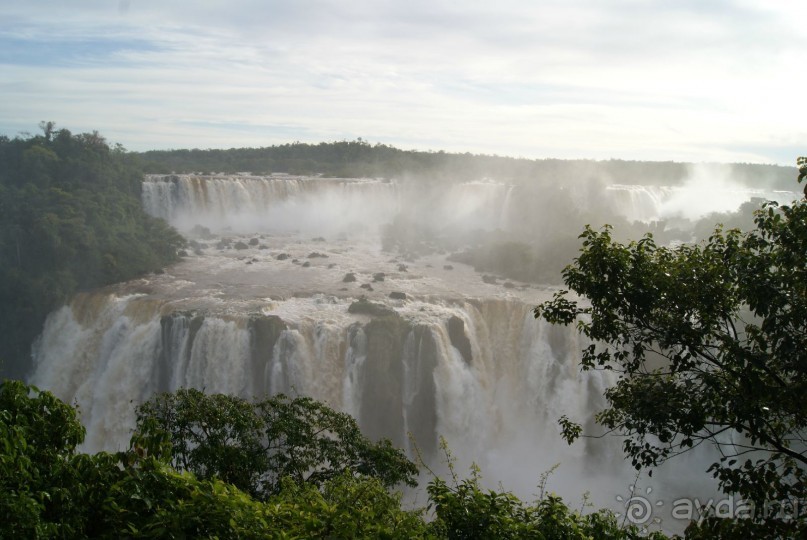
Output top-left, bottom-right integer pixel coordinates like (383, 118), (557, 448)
(606, 183), (799, 223)
(442, 180), (516, 230)
(606, 184), (677, 223)
(29, 172), (742, 533)
(142, 174), (519, 234)
(142, 174), (402, 234)
(31, 285), (630, 503)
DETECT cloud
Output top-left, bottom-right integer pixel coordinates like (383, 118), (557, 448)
(1, 1), (804, 163)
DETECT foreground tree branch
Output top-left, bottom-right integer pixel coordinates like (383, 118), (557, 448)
(535, 158), (807, 534)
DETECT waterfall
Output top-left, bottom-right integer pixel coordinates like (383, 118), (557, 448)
(142, 174), (521, 234)
(27, 171), (745, 534)
(442, 180), (516, 230)
(29, 291), (628, 501)
(605, 184), (677, 223)
(605, 183), (799, 223)
(142, 174), (401, 234)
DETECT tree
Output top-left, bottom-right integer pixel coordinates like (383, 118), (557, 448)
(268, 473), (429, 538)
(2, 380), (681, 537)
(1, 380), (427, 538)
(0, 380), (86, 537)
(535, 160), (807, 534)
(425, 441), (663, 539)
(133, 388), (419, 499)
(0, 127), (185, 378)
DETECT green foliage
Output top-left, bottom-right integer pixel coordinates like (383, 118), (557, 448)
(3, 380), (675, 538)
(133, 388), (268, 497)
(139, 139), (408, 177)
(0, 125), (185, 377)
(420, 439), (664, 539)
(0, 380), (86, 537)
(133, 388), (419, 499)
(267, 473), (430, 539)
(683, 512), (806, 539)
(558, 415), (583, 444)
(258, 393), (418, 492)
(427, 467), (662, 539)
(535, 161), (807, 532)
(1, 381), (426, 538)
(71, 452), (277, 539)
(691, 198), (768, 241)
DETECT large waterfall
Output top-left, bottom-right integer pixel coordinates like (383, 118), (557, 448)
(29, 173), (732, 532)
(31, 290), (618, 484)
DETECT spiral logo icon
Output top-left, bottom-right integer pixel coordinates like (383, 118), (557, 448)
(625, 496), (653, 524)
(615, 485), (664, 528)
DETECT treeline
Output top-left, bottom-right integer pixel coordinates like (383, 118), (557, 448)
(136, 140), (796, 189)
(1, 380), (666, 539)
(0, 125), (185, 378)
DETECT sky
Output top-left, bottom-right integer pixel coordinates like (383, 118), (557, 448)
(0, 1), (804, 164)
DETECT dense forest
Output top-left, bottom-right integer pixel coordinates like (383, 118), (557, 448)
(0, 125), (185, 378)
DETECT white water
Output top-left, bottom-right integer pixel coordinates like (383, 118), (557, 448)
(142, 174), (518, 234)
(606, 183), (798, 223)
(30, 173), (738, 533)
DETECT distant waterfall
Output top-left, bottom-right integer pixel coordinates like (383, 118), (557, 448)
(442, 180), (516, 230)
(142, 174), (401, 234)
(606, 183), (799, 223)
(605, 184), (677, 223)
(142, 174), (519, 234)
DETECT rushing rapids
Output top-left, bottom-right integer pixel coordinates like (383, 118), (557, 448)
(29, 172), (751, 530)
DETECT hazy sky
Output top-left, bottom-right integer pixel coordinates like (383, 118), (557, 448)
(1, 1), (804, 163)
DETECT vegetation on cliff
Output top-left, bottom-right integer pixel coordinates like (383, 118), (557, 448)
(0, 125), (185, 377)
